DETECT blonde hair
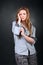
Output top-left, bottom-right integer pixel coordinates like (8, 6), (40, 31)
(16, 6), (32, 35)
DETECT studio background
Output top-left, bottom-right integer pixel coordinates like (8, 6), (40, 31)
(0, 0), (43, 65)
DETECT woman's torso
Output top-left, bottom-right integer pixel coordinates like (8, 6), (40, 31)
(12, 21), (36, 55)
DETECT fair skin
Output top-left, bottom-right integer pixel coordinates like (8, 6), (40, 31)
(18, 10), (35, 44)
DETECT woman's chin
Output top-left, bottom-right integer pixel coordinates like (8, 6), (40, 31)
(22, 19), (26, 22)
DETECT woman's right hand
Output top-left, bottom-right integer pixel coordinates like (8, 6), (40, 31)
(18, 13), (21, 22)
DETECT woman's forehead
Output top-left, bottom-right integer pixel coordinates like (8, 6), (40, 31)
(19, 10), (26, 13)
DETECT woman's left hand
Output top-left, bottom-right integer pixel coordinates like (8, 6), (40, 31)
(20, 27), (25, 36)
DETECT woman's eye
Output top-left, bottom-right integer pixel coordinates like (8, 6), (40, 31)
(23, 13), (25, 15)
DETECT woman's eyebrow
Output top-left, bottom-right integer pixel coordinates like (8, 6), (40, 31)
(19, 13), (21, 15)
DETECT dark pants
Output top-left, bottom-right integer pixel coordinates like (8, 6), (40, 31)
(15, 53), (37, 65)
(29, 53), (37, 65)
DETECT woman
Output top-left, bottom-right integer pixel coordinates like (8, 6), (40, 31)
(12, 7), (37, 65)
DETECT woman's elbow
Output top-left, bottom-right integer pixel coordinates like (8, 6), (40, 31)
(32, 39), (36, 44)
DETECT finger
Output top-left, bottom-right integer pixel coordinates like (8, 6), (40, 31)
(18, 13), (19, 17)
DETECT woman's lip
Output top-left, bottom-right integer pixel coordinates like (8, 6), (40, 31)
(21, 17), (24, 19)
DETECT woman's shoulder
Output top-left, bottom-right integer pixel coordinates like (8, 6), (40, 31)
(12, 20), (16, 24)
(12, 20), (20, 27)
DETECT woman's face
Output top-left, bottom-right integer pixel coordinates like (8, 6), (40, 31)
(19, 10), (27, 21)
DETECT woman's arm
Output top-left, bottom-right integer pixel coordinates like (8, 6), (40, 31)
(22, 34), (35, 44)
(20, 27), (35, 44)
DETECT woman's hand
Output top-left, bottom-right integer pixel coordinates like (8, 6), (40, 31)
(20, 27), (25, 36)
(17, 13), (21, 25)
(18, 13), (21, 22)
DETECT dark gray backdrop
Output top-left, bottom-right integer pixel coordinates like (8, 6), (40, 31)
(0, 0), (43, 65)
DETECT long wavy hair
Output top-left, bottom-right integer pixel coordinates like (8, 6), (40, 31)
(16, 6), (32, 35)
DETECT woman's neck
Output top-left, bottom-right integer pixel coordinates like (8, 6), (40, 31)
(21, 21), (27, 29)
(21, 20), (26, 26)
